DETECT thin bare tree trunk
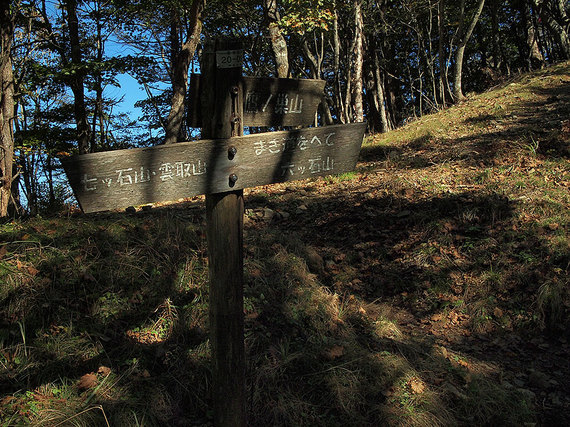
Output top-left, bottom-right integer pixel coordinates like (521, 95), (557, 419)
(372, 38), (389, 132)
(453, 0), (486, 102)
(333, 3), (346, 123)
(490, 0), (502, 70)
(320, 95), (335, 125)
(438, 0), (451, 106)
(352, 0), (364, 122)
(164, 0), (205, 144)
(302, 33), (326, 125)
(302, 39), (318, 78)
(92, 0), (104, 151)
(344, 69), (352, 123)
(522, 0), (545, 69)
(64, 0), (91, 154)
(264, 0), (289, 78)
(0, 1), (15, 217)
(529, 0), (570, 59)
(426, 1), (440, 110)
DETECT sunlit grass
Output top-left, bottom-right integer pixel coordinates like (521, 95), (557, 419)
(3, 62), (569, 425)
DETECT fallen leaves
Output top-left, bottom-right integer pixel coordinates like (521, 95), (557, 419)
(97, 366), (111, 376)
(325, 345), (345, 360)
(408, 378), (426, 394)
(77, 366), (112, 391)
(27, 266), (39, 276)
(77, 373), (98, 390)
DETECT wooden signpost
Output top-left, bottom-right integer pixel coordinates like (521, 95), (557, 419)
(202, 39), (246, 427)
(61, 39), (366, 427)
(189, 74), (326, 128)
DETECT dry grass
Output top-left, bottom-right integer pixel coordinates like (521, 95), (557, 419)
(2, 61), (569, 425)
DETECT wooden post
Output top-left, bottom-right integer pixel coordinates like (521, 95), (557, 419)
(59, 40), (363, 427)
(202, 39), (246, 427)
(59, 41), (363, 427)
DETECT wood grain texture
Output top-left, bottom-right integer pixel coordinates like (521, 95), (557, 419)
(206, 190), (245, 427)
(61, 122), (366, 213)
(188, 75), (325, 127)
(62, 122), (365, 213)
(203, 38), (246, 427)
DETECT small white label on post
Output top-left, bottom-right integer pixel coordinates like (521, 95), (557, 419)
(216, 50), (243, 68)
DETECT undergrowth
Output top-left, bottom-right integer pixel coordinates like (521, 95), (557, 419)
(2, 61), (569, 425)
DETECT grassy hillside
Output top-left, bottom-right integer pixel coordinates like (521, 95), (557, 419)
(1, 62), (568, 425)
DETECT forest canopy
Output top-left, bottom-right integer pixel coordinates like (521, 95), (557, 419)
(1, 0), (569, 216)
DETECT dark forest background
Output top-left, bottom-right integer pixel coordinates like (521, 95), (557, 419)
(1, 0), (569, 217)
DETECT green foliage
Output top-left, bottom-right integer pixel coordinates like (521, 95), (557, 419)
(279, 0), (335, 35)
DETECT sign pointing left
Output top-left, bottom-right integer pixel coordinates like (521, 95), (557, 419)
(61, 122), (365, 213)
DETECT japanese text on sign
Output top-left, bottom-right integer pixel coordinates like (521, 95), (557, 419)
(252, 132), (335, 155)
(80, 161), (207, 193)
(61, 122), (365, 213)
(245, 92), (304, 115)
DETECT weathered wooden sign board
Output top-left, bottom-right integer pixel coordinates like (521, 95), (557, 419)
(61, 123), (365, 213)
(242, 77), (325, 126)
(188, 75), (325, 127)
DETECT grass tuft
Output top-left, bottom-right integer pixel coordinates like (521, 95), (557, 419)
(3, 61), (569, 425)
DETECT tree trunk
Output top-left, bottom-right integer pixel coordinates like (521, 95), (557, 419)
(529, 0), (570, 59)
(9, 163), (21, 217)
(320, 95), (334, 125)
(302, 33), (326, 124)
(164, 0), (205, 144)
(0, 1), (15, 217)
(351, 0), (364, 122)
(333, 3), (345, 123)
(490, 0), (502, 70)
(438, 0), (452, 106)
(92, 0), (104, 151)
(384, 52), (399, 127)
(13, 104), (32, 215)
(21, 153), (38, 216)
(302, 32), (325, 79)
(369, 36), (389, 133)
(522, 0), (545, 69)
(264, 0), (289, 78)
(425, 1), (440, 110)
(64, 0), (91, 154)
(374, 65), (390, 132)
(46, 154), (55, 208)
(453, 44), (467, 101)
(453, 0), (486, 102)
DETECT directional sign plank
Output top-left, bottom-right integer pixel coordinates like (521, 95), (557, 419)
(242, 77), (325, 127)
(187, 75), (325, 128)
(61, 122), (366, 213)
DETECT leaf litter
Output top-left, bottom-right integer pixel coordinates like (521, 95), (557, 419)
(0, 61), (569, 425)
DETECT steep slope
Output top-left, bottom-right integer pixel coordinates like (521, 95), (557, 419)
(0, 62), (568, 425)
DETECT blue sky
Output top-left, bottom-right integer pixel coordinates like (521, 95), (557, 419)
(104, 34), (146, 120)
(41, 1), (148, 121)
(112, 73), (145, 119)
